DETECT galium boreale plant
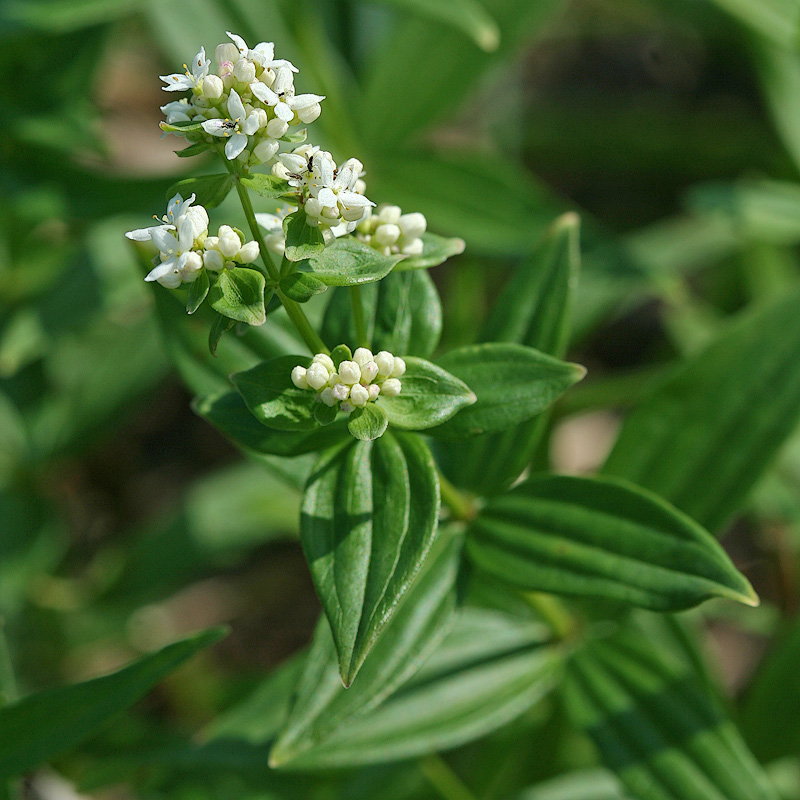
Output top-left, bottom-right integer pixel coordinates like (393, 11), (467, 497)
(121, 30), (769, 796)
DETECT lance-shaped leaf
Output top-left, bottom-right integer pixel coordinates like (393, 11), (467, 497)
(240, 173), (296, 199)
(269, 527), (463, 767)
(321, 269), (443, 359)
(602, 286), (800, 533)
(166, 174), (232, 209)
(271, 608), (560, 769)
(431, 343), (585, 439)
(302, 238), (403, 286)
(193, 392), (349, 457)
(437, 213), (579, 492)
(0, 629), (226, 780)
(563, 627), (778, 800)
(232, 356), (319, 431)
(300, 432), (439, 685)
(376, 357), (476, 430)
(468, 475), (758, 611)
(395, 232), (466, 270)
(208, 268), (267, 326)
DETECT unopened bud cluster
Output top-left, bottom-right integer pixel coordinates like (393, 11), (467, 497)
(125, 194), (259, 288)
(291, 349), (405, 414)
(160, 31), (323, 166)
(357, 204), (427, 256)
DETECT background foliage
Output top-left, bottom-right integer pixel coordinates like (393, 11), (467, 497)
(3, 0), (800, 798)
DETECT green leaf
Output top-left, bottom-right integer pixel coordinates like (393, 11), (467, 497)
(514, 769), (630, 800)
(240, 173), (297, 199)
(602, 287), (800, 533)
(563, 627), (778, 800)
(468, 474), (758, 611)
(0, 629), (226, 780)
(208, 312), (234, 357)
(303, 238), (403, 286)
(284, 208), (325, 262)
(280, 128), (308, 143)
(348, 403), (389, 441)
(269, 527), (463, 766)
(330, 344), (352, 368)
(376, 356), (476, 431)
(176, 141), (212, 158)
(437, 213), (579, 493)
(704, 0), (800, 50)
(321, 269), (442, 358)
(185, 270), (209, 314)
(314, 402), (339, 426)
(166, 173), (232, 209)
(300, 432), (439, 685)
(271, 608), (559, 768)
(279, 272), (328, 303)
(432, 343), (585, 439)
(362, 0), (501, 51)
(395, 232), (466, 270)
(193, 392), (349, 457)
(231, 356), (319, 431)
(159, 119), (204, 134)
(208, 268), (266, 326)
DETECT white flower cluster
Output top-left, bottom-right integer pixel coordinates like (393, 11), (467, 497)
(292, 348), (405, 414)
(356, 204), (427, 256)
(274, 145), (374, 232)
(160, 32), (324, 165)
(125, 193), (259, 287)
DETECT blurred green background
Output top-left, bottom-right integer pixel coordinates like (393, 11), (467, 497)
(4, 0), (800, 796)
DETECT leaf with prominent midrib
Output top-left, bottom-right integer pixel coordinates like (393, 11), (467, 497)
(437, 213), (579, 492)
(302, 238), (403, 286)
(0, 629), (226, 780)
(270, 608), (560, 769)
(468, 474), (758, 611)
(269, 527), (463, 767)
(563, 627), (777, 800)
(301, 432), (439, 685)
(602, 287), (800, 533)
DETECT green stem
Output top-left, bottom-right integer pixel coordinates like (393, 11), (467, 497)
(437, 470), (477, 522)
(277, 289), (330, 355)
(420, 755), (478, 800)
(349, 285), (369, 348)
(0, 619), (18, 707)
(229, 170), (280, 284)
(521, 592), (577, 641)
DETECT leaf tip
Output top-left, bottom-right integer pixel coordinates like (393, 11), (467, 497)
(477, 22), (500, 52)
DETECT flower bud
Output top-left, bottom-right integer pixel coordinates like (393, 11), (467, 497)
(291, 366), (308, 389)
(266, 117), (289, 138)
(217, 225), (242, 259)
(355, 178), (367, 195)
(180, 251), (203, 279)
(353, 348), (374, 367)
(341, 401), (354, 414)
(202, 74), (224, 99)
(380, 378), (402, 397)
(319, 386), (337, 407)
(349, 383), (369, 407)
(203, 248), (224, 272)
(368, 384), (380, 401)
(236, 240), (260, 263)
(215, 43), (239, 64)
(400, 238), (424, 256)
(298, 103), (321, 123)
(341, 204), (368, 223)
(360, 361), (379, 383)
(306, 362), (329, 390)
(272, 162), (292, 180)
(398, 212), (426, 240)
(218, 61), (234, 78)
(373, 223), (400, 247)
(338, 360), (361, 385)
(233, 58), (256, 84)
(391, 357), (406, 378)
(377, 205), (402, 224)
(253, 138), (279, 163)
(312, 353), (335, 373)
(375, 351), (395, 377)
(332, 383), (350, 401)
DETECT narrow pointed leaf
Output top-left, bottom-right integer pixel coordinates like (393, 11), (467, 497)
(468, 475), (758, 611)
(185, 269), (209, 314)
(303, 238), (403, 286)
(603, 287), (800, 533)
(300, 432), (439, 685)
(271, 609), (560, 769)
(438, 213), (579, 492)
(166, 173), (232, 209)
(321, 269), (442, 358)
(432, 343), (585, 439)
(269, 528), (463, 766)
(563, 628), (777, 800)
(0, 628), (226, 780)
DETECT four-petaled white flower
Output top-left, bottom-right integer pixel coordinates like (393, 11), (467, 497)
(225, 31), (298, 72)
(201, 89), (261, 159)
(160, 47), (211, 92)
(250, 67), (325, 123)
(305, 155), (373, 226)
(125, 193), (203, 243)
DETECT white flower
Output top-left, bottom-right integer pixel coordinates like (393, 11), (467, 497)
(375, 351), (395, 377)
(291, 366), (308, 389)
(125, 193), (207, 243)
(217, 225), (242, 258)
(160, 98), (193, 124)
(332, 383), (350, 402)
(160, 47), (211, 92)
(201, 89), (261, 159)
(349, 384), (369, 407)
(380, 378), (402, 397)
(306, 362), (330, 391)
(250, 67), (325, 123)
(302, 153), (373, 227)
(224, 31), (298, 72)
(202, 74), (224, 100)
(255, 208), (289, 254)
(338, 361), (361, 385)
(237, 240), (260, 263)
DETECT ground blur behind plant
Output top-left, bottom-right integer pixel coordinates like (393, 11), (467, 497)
(3, 1), (800, 799)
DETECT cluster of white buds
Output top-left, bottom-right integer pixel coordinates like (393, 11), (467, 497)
(291, 348), (405, 414)
(273, 145), (374, 232)
(125, 194), (259, 287)
(356, 204), (427, 256)
(160, 32), (324, 166)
